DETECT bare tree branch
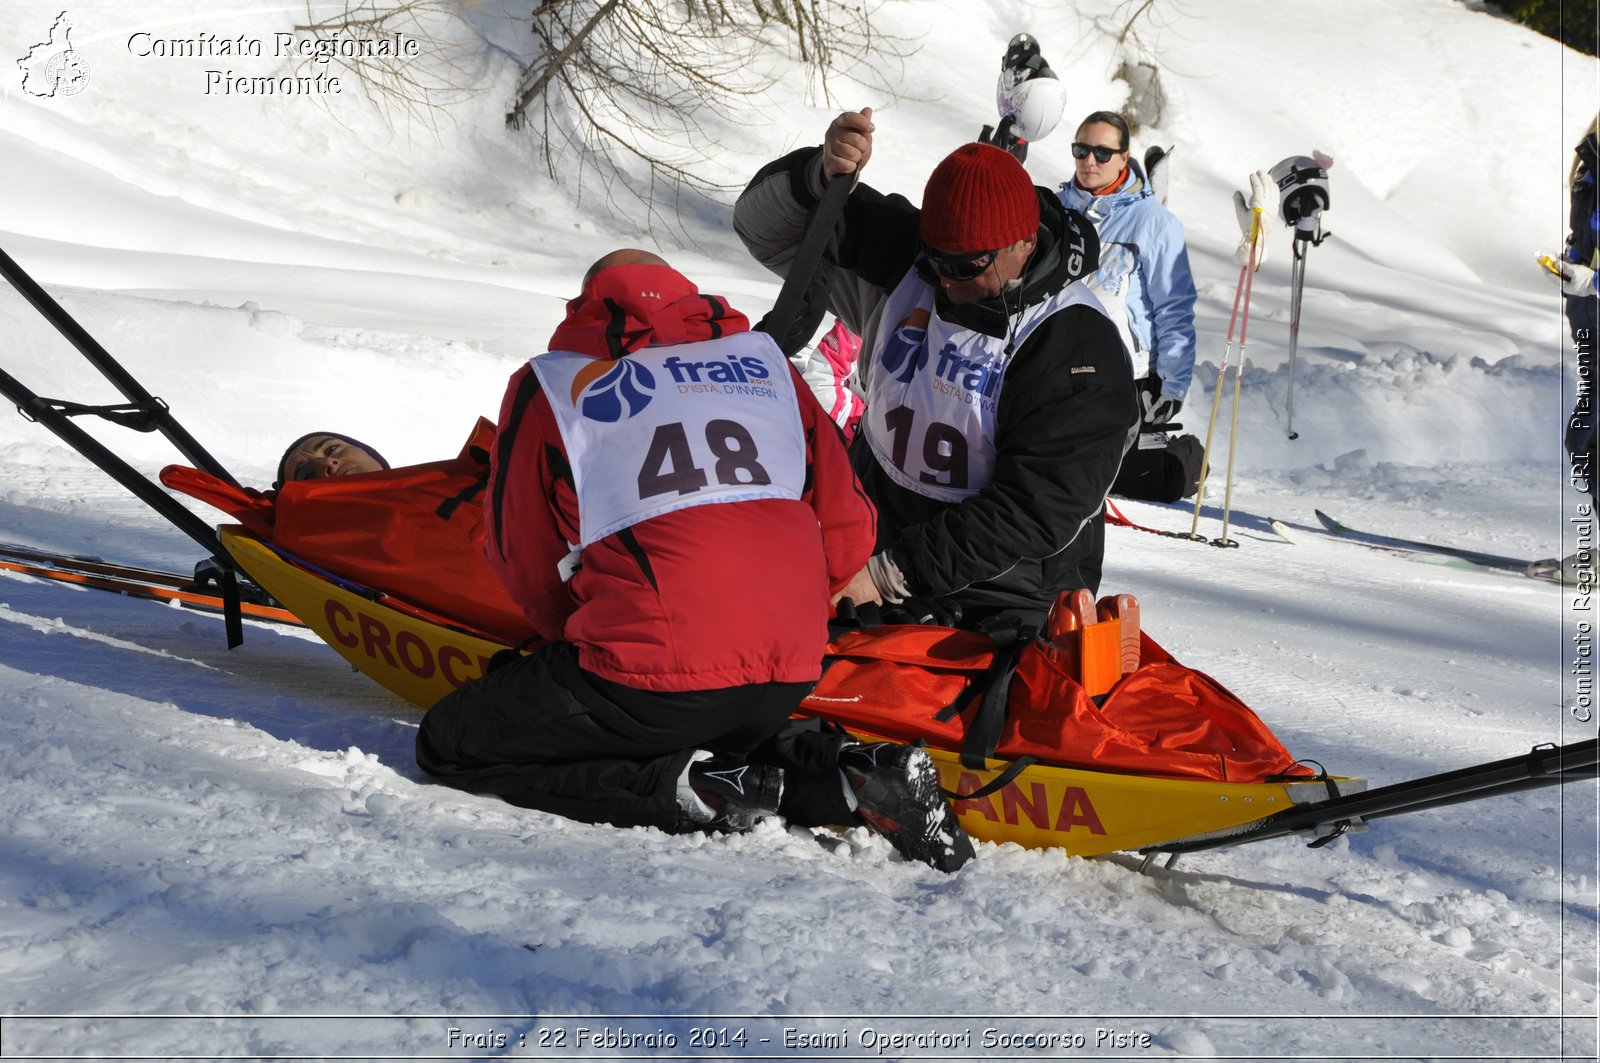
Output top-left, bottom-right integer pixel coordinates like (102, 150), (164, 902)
(1116, 0), (1160, 47)
(293, 0), (475, 132)
(308, 0), (917, 233)
(507, 0), (621, 128)
(509, 0), (916, 232)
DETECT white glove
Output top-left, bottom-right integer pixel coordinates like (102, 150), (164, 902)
(1541, 254), (1597, 297)
(1232, 169), (1280, 270)
(1142, 393), (1183, 430)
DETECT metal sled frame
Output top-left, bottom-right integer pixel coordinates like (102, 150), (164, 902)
(0, 246), (259, 645)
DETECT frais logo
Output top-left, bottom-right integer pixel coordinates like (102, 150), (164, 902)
(877, 308), (931, 383)
(660, 353), (772, 384)
(571, 357), (656, 422)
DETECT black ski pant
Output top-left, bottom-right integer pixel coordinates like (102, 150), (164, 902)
(415, 641), (855, 833)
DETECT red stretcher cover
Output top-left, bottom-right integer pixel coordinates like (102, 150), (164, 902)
(161, 418), (537, 645)
(802, 625), (1306, 783)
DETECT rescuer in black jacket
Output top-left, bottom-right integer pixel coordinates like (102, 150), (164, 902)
(735, 108), (1139, 627)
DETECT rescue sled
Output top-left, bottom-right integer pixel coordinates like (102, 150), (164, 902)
(2, 241), (1592, 866)
(214, 525), (1365, 858)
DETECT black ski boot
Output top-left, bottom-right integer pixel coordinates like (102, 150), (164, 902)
(840, 742), (974, 873)
(679, 757), (784, 832)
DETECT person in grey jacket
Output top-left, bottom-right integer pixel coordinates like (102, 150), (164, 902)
(1059, 111), (1198, 434)
(734, 108), (1138, 628)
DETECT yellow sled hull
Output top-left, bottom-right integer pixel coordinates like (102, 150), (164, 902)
(220, 528), (1359, 855)
(221, 528), (508, 709)
(926, 749), (1356, 857)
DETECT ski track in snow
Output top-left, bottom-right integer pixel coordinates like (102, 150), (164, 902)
(0, 0), (1595, 1058)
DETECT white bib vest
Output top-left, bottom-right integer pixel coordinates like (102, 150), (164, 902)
(531, 332), (808, 549)
(862, 273), (1109, 502)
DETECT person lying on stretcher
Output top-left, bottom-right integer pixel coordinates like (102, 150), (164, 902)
(160, 416), (536, 646)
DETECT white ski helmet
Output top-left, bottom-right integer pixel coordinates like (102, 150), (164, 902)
(1269, 155), (1331, 238)
(997, 74), (1066, 144)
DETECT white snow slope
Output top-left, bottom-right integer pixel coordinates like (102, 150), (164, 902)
(0, 1), (1595, 1059)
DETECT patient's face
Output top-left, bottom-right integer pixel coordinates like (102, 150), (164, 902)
(283, 436), (385, 481)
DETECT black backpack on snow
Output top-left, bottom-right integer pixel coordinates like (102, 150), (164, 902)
(1111, 434), (1204, 504)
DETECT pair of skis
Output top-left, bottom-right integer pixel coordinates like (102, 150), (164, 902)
(1110, 501), (1567, 584)
(0, 541), (302, 625)
(1274, 510), (1567, 584)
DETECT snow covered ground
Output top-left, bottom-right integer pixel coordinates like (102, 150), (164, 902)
(0, 0), (1595, 1059)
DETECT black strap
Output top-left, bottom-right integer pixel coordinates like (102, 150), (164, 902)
(826, 599), (863, 636)
(217, 567), (244, 650)
(434, 476), (487, 521)
(958, 635), (1029, 768)
(823, 622), (1043, 799)
(931, 621), (1036, 770)
(0, 365), (230, 566)
(826, 598), (889, 638)
(933, 673), (981, 725)
(188, 557), (247, 648)
(942, 755), (1038, 802)
(30, 396), (167, 432)
(757, 176), (852, 356)
(0, 245), (238, 485)
(1269, 758), (1340, 804)
(0, 245), (263, 647)
(488, 368), (545, 556)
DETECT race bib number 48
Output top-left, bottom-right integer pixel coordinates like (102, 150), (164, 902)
(532, 334), (807, 546)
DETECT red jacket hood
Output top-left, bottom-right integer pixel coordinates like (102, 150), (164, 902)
(548, 264), (751, 358)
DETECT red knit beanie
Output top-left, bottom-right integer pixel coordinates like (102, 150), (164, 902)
(919, 143), (1041, 253)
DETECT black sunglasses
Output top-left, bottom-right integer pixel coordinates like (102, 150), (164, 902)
(924, 247), (998, 281)
(1071, 142), (1124, 164)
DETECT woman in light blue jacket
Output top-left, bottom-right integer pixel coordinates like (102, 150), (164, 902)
(1059, 111), (1198, 432)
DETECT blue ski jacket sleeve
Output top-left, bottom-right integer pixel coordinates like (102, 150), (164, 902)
(1138, 210), (1199, 399)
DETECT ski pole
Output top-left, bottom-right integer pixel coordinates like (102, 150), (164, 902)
(1187, 215), (1260, 539)
(1214, 225), (1261, 548)
(1285, 238), (1307, 440)
(1184, 268), (1242, 539)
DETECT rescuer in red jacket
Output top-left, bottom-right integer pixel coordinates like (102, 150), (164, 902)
(415, 249), (974, 872)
